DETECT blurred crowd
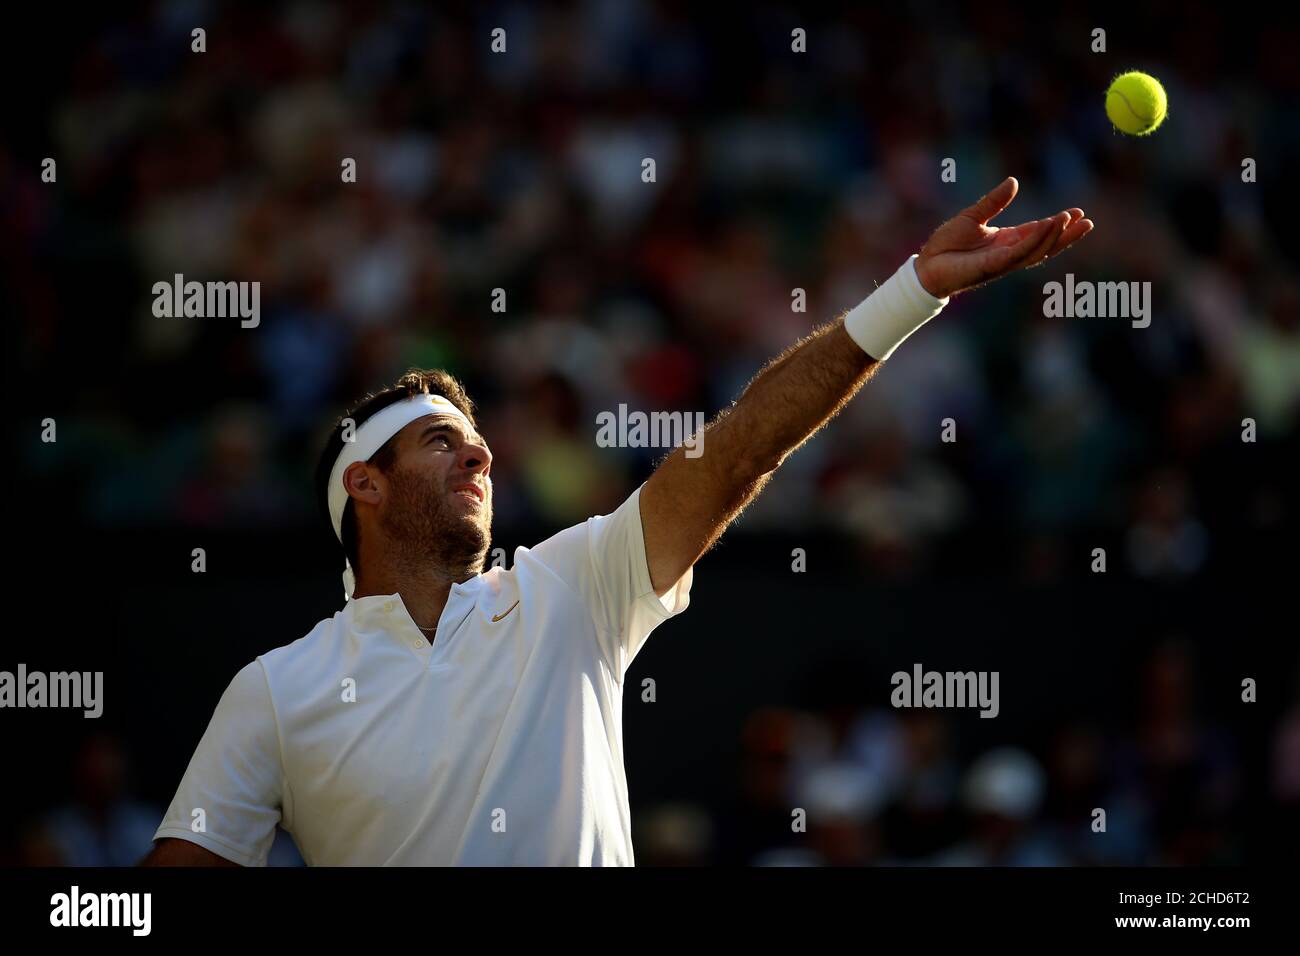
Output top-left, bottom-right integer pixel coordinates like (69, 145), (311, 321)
(10, 1), (1298, 575)
(6, 1), (1296, 865)
(641, 640), (1252, 866)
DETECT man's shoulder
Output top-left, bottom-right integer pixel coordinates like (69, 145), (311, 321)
(511, 485), (644, 569)
(254, 611), (345, 686)
(509, 529), (588, 584)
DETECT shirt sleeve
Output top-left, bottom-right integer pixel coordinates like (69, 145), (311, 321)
(526, 482), (693, 675)
(152, 660), (284, 866)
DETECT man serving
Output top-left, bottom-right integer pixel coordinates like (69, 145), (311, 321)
(144, 178), (1091, 865)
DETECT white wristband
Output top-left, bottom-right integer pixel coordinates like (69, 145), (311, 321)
(842, 255), (949, 361)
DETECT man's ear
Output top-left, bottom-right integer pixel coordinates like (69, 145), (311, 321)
(343, 460), (384, 508)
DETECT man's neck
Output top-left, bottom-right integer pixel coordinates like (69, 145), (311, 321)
(353, 562), (479, 637)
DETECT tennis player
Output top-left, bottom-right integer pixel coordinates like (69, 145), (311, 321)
(143, 178), (1091, 865)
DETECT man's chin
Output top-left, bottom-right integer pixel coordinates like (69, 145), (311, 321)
(448, 513), (492, 552)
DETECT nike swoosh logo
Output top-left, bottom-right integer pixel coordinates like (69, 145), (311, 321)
(491, 600), (520, 623)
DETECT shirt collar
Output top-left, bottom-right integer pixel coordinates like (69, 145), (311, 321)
(345, 576), (483, 632)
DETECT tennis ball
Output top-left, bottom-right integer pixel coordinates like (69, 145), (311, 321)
(1105, 71), (1168, 136)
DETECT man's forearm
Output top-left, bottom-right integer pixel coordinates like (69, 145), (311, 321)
(641, 255), (947, 592)
(696, 253), (945, 492)
(710, 317), (877, 481)
(640, 315), (881, 593)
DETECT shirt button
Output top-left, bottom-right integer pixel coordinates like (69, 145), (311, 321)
(383, 601), (394, 613)
(411, 639), (423, 649)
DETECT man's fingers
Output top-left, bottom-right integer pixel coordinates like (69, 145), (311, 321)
(1029, 214), (1071, 265)
(1038, 212), (1088, 261)
(995, 213), (1061, 246)
(978, 218), (1052, 276)
(1005, 213), (1065, 269)
(1047, 216), (1094, 259)
(963, 176), (1019, 225)
(948, 202), (1093, 293)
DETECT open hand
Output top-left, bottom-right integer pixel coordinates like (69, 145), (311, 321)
(914, 177), (1093, 299)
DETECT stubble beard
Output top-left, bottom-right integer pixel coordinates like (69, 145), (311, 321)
(380, 465), (492, 578)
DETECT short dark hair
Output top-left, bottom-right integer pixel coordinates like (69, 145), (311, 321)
(315, 369), (479, 577)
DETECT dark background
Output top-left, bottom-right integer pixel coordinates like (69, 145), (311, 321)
(3, 0), (1298, 866)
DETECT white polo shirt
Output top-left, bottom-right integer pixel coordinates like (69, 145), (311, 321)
(153, 483), (692, 866)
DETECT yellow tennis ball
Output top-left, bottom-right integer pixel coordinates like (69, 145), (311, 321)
(1106, 71), (1168, 136)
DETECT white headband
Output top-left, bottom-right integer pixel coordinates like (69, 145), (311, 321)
(328, 393), (471, 599)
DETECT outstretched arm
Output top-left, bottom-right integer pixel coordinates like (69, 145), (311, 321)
(640, 177), (1093, 595)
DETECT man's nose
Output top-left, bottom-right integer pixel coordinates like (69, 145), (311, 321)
(461, 441), (492, 477)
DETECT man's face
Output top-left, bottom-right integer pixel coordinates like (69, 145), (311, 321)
(375, 413), (494, 570)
